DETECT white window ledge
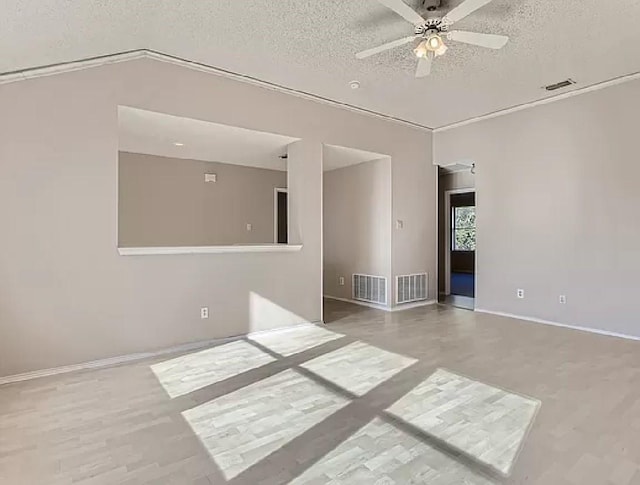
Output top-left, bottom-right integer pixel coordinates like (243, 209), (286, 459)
(118, 244), (303, 256)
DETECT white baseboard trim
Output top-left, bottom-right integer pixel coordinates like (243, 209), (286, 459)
(475, 308), (640, 342)
(324, 295), (437, 312)
(0, 322), (321, 386)
(390, 299), (438, 312)
(324, 295), (390, 311)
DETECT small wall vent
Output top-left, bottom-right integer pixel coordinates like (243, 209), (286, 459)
(396, 273), (428, 304)
(353, 274), (387, 306)
(544, 79), (576, 91)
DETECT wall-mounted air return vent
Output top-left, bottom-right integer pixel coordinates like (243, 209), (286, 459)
(544, 79), (576, 91)
(396, 273), (428, 304)
(353, 274), (387, 305)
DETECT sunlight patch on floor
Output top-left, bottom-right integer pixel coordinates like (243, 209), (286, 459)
(150, 340), (276, 398)
(290, 417), (497, 484)
(248, 324), (344, 356)
(387, 368), (539, 476)
(249, 292), (309, 333)
(182, 369), (349, 479)
(300, 341), (417, 396)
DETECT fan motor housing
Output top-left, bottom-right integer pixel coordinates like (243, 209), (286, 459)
(415, 18), (447, 36)
(422, 0), (442, 11)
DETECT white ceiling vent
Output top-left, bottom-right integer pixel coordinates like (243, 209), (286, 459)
(397, 273), (428, 304)
(353, 274), (387, 306)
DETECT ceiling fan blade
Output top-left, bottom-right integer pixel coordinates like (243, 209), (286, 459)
(415, 56), (432, 78)
(443, 0), (494, 24)
(377, 0), (425, 25)
(356, 35), (416, 59)
(448, 30), (509, 49)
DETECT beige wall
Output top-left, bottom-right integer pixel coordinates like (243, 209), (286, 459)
(392, 132), (436, 305)
(323, 158), (392, 303)
(0, 58), (434, 377)
(437, 170), (475, 294)
(118, 152), (287, 247)
(434, 79), (640, 337)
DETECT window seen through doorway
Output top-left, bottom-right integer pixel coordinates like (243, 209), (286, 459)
(452, 206), (476, 251)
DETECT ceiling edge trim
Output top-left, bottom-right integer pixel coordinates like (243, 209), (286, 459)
(434, 70), (640, 133)
(0, 50), (145, 85)
(0, 49), (433, 132)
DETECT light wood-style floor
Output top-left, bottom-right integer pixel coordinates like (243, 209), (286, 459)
(2, 299), (640, 484)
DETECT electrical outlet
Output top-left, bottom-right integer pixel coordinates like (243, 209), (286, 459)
(339, 276), (345, 286)
(517, 289), (525, 299)
(559, 295), (567, 304)
(200, 307), (209, 319)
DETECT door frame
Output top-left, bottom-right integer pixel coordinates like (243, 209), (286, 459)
(273, 187), (288, 243)
(444, 188), (476, 296)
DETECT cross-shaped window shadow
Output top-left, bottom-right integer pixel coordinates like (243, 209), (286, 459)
(150, 325), (537, 484)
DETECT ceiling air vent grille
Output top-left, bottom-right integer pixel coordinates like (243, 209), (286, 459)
(353, 274), (387, 306)
(544, 79), (576, 91)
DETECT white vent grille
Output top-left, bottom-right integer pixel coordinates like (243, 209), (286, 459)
(396, 273), (428, 304)
(352, 274), (387, 305)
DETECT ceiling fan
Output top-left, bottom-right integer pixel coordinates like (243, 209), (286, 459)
(356, 0), (509, 77)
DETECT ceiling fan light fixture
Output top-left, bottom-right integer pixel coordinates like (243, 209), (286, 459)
(414, 40), (429, 58)
(434, 42), (448, 57)
(426, 34), (444, 51)
(358, 0), (509, 78)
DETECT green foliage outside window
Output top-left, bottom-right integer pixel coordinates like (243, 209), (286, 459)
(453, 206), (476, 251)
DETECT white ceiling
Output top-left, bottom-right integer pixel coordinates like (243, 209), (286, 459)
(118, 107), (298, 171)
(119, 107), (384, 172)
(323, 145), (387, 172)
(5, 0), (640, 128)
(440, 162), (474, 174)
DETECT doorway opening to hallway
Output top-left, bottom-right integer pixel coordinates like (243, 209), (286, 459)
(438, 164), (475, 310)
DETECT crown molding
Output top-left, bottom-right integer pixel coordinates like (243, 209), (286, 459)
(0, 50), (146, 85)
(0, 49), (433, 132)
(4, 49), (640, 135)
(434, 70), (640, 133)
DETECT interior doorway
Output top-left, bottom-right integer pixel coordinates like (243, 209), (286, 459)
(438, 164), (475, 310)
(274, 188), (288, 244)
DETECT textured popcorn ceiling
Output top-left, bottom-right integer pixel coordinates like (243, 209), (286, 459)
(3, 0), (640, 127)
